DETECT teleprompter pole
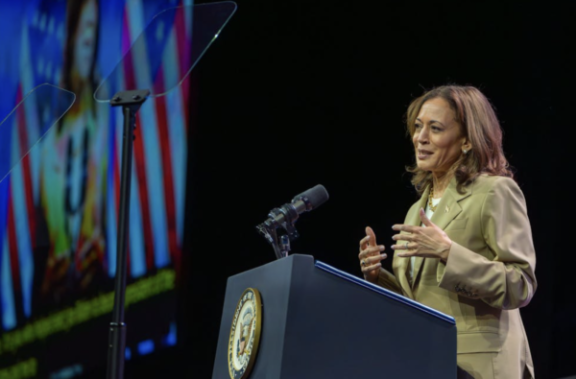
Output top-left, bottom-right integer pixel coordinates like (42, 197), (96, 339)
(106, 89), (150, 379)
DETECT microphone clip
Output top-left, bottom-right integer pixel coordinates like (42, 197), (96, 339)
(256, 184), (328, 260)
(256, 203), (300, 259)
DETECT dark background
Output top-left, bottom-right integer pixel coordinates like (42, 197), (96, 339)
(106, 1), (576, 378)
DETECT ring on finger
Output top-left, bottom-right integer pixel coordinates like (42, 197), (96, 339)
(405, 242), (409, 249)
(361, 260), (366, 266)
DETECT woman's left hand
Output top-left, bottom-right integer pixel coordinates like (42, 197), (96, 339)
(391, 208), (453, 262)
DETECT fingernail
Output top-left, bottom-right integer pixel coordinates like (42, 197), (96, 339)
(381, 253), (387, 258)
(379, 245), (385, 250)
(390, 245), (396, 250)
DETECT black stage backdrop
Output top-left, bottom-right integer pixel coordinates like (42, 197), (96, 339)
(112, 1), (575, 378)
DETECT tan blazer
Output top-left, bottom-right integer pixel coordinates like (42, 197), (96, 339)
(378, 175), (537, 379)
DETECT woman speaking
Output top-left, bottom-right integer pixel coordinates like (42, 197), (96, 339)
(358, 85), (537, 378)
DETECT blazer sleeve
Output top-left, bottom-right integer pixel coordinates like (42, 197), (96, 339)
(377, 268), (403, 295)
(438, 177), (537, 310)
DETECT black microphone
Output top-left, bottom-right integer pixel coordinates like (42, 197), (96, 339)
(270, 184), (329, 226)
(256, 184), (329, 258)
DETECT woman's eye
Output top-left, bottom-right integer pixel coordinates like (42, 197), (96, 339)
(432, 126), (442, 132)
(415, 124), (423, 130)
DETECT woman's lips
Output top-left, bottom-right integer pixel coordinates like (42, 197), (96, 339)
(417, 149), (433, 160)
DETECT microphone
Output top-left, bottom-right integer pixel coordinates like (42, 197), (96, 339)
(280, 184), (329, 223)
(256, 184), (329, 259)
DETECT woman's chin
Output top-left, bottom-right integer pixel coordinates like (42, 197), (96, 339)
(416, 162), (433, 171)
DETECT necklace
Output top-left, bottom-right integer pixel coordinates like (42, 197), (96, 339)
(428, 186), (438, 212)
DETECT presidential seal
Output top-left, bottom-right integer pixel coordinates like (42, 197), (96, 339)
(228, 288), (262, 379)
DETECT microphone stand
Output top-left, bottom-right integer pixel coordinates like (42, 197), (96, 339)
(106, 89), (150, 379)
(256, 204), (301, 259)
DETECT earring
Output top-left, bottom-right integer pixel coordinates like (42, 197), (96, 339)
(462, 149), (469, 154)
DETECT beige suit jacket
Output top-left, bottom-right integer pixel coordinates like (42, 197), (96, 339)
(378, 175), (537, 379)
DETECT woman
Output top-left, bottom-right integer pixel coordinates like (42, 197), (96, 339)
(358, 85), (537, 378)
(39, 0), (107, 302)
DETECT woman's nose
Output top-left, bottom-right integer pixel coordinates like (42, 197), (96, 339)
(417, 126), (429, 143)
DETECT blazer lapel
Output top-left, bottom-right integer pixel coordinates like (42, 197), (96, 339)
(411, 178), (471, 289)
(409, 190), (427, 290)
(398, 187), (429, 294)
(431, 178), (471, 230)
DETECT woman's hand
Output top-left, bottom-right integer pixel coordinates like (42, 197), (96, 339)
(358, 226), (387, 283)
(391, 208), (452, 262)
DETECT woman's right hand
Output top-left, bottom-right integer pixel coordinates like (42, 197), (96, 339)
(358, 226), (387, 283)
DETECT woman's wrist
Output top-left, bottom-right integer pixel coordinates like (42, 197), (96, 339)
(439, 240), (452, 263)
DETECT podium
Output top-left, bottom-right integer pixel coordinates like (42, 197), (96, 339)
(212, 254), (456, 379)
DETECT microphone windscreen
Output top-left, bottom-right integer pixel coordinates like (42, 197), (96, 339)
(293, 184), (329, 209)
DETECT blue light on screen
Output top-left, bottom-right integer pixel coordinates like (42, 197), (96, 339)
(137, 339), (155, 356)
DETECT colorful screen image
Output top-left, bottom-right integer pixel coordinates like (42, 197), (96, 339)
(0, 0), (192, 377)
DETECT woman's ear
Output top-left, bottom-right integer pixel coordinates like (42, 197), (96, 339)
(462, 140), (472, 154)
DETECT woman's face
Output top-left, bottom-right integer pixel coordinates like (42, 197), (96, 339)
(412, 97), (467, 175)
(73, 0), (98, 79)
